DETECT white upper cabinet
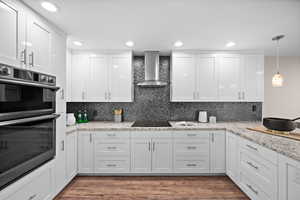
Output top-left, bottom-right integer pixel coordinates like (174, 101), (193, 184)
(108, 52), (133, 102)
(241, 55), (264, 102)
(171, 53), (196, 101)
(69, 51), (132, 102)
(0, 0), (26, 67)
(71, 54), (89, 101)
(196, 54), (218, 101)
(218, 54), (241, 101)
(87, 55), (108, 102)
(171, 51), (264, 102)
(26, 14), (52, 72)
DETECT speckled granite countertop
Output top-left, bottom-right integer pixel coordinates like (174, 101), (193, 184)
(66, 121), (300, 162)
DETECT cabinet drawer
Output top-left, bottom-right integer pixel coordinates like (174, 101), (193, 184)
(174, 141), (209, 155)
(173, 131), (210, 139)
(240, 172), (272, 200)
(94, 140), (130, 156)
(94, 158), (130, 173)
(174, 157), (210, 173)
(240, 138), (278, 165)
(7, 168), (52, 200)
(240, 150), (277, 198)
(131, 131), (172, 139)
(94, 131), (130, 139)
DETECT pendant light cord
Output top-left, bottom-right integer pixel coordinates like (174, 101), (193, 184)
(276, 39), (279, 73)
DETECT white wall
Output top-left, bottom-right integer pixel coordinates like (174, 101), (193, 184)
(263, 56), (300, 119)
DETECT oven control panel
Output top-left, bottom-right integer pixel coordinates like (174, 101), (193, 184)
(0, 63), (56, 86)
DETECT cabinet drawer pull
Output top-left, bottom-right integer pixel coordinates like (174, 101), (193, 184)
(107, 164), (117, 167)
(246, 161), (258, 170)
(107, 133), (116, 137)
(187, 146), (196, 150)
(29, 52), (34, 66)
(21, 49), (27, 64)
(246, 184), (258, 195)
(107, 146), (117, 150)
(187, 134), (196, 137)
(28, 194), (37, 200)
(186, 164), (197, 167)
(246, 144), (258, 151)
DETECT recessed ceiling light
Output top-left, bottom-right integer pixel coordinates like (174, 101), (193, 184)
(226, 41), (236, 47)
(174, 40), (183, 47)
(73, 41), (83, 46)
(41, 1), (58, 12)
(125, 41), (134, 47)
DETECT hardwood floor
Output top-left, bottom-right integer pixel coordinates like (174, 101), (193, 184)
(55, 176), (249, 200)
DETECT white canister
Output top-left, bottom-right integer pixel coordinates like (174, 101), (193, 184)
(198, 111), (208, 123)
(209, 116), (217, 124)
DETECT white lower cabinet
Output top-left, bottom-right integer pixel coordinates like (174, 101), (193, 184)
(173, 131), (210, 173)
(210, 131), (226, 173)
(78, 132), (94, 173)
(226, 132), (240, 183)
(1, 162), (54, 200)
(66, 130), (78, 181)
(279, 154), (300, 200)
(93, 131), (130, 173)
(131, 138), (152, 173)
(131, 131), (173, 173)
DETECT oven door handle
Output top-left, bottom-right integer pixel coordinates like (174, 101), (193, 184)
(0, 114), (61, 126)
(0, 78), (60, 91)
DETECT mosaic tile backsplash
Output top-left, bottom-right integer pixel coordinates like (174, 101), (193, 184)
(67, 56), (262, 122)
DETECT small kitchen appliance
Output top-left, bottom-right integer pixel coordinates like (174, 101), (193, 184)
(198, 111), (208, 123)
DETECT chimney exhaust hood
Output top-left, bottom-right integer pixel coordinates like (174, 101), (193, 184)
(137, 51), (167, 87)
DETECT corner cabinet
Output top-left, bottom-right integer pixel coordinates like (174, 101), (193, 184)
(171, 51), (264, 102)
(226, 132), (240, 183)
(69, 51), (133, 102)
(78, 132), (94, 173)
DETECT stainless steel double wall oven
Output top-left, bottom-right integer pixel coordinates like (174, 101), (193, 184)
(0, 63), (60, 189)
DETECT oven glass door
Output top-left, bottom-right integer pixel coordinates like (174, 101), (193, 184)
(0, 82), (55, 121)
(0, 115), (57, 189)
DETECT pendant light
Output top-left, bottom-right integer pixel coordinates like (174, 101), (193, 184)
(272, 35), (285, 87)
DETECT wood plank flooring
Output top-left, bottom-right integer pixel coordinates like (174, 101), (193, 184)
(55, 176), (250, 200)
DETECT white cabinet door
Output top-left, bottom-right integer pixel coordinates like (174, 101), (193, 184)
(54, 114), (66, 195)
(26, 14), (51, 72)
(218, 55), (241, 101)
(279, 154), (300, 200)
(196, 54), (218, 101)
(131, 139), (151, 173)
(226, 132), (240, 183)
(87, 55), (108, 102)
(242, 55), (264, 102)
(151, 139), (173, 173)
(108, 53), (132, 102)
(66, 49), (72, 102)
(78, 132), (94, 173)
(171, 53), (196, 101)
(71, 54), (89, 101)
(0, 0), (25, 67)
(52, 31), (66, 113)
(210, 131), (226, 173)
(66, 130), (77, 181)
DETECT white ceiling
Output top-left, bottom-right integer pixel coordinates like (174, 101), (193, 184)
(22, 0), (300, 55)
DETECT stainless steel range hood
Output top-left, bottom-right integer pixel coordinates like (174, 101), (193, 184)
(137, 51), (167, 87)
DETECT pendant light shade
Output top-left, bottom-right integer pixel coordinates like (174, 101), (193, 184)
(271, 35), (285, 87)
(272, 72), (284, 87)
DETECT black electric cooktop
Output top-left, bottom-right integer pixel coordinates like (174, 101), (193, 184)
(131, 121), (172, 127)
